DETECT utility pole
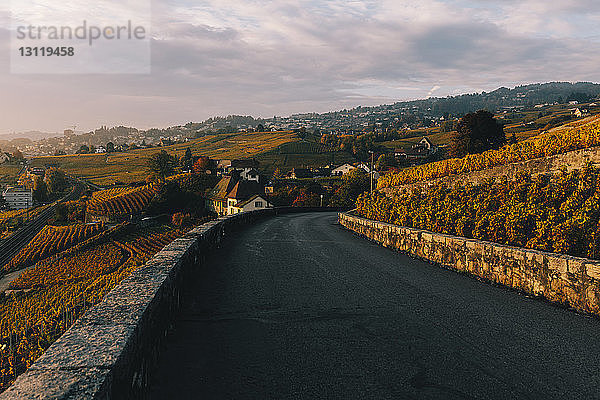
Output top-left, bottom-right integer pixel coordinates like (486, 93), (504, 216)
(369, 151), (374, 194)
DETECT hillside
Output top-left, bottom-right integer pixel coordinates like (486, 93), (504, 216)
(30, 131), (300, 185)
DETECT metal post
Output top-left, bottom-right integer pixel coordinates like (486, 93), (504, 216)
(369, 151), (374, 193)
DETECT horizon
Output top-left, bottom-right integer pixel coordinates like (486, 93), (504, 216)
(1, 1), (599, 135)
(1, 80), (597, 139)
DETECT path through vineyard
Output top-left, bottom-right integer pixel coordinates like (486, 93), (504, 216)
(149, 212), (600, 400)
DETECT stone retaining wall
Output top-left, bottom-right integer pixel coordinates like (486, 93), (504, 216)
(339, 212), (600, 315)
(382, 146), (600, 195)
(0, 207), (338, 400)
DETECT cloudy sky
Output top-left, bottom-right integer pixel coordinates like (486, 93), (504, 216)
(1, 0), (599, 134)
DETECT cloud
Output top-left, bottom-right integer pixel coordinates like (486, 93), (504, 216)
(0, 0), (599, 133)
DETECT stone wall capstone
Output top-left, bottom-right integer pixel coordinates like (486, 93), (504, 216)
(339, 212), (600, 316)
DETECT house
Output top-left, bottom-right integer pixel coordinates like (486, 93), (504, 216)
(241, 168), (260, 182)
(229, 194), (272, 215)
(0, 153), (10, 164)
(95, 146), (107, 154)
(207, 174), (269, 216)
(395, 137), (438, 163)
(3, 186), (33, 209)
(218, 159), (261, 181)
(206, 175), (239, 215)
(572, 108), (589, 118)
(27, 167), (45, 178)
(357, 163), (371, 173)
(331, 164), (356, 176)
(225, 180), (265, 215)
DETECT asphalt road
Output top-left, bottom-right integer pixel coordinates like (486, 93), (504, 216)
(149, 212), (600, 400)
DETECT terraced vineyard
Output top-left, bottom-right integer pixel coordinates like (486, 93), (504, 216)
(378, 116), (600, 189)
(2, 224), (104, 273)
(360, 164), (600, 259)
(87, 185), (156, 217)
(0, 223), (186, 392)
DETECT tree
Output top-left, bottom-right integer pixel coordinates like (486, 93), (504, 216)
(32, 176), (48, 202)
(77, 145), (90, 154)
(329, 168), (370, 209)
(450, 110), (505, 158)
(256, 123), (265, 132)
(375, 153), (398, 170)
(12, 150), (24, 160)
(106, 142), (115, 153)
(192, 156), (212, 175)
(172, 212), (193, 229)
(181, 147), (193, 169)
(45, 168), (68, 194)
(147, 150), (177, 182)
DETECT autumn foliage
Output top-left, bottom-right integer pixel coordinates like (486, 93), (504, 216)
(378, 116), (600, 189)
(359, 164), (600, 259)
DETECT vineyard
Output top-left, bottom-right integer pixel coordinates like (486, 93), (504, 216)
(86, 184), (157, 217)
(378, 116), (600, 189)
(359, 164), (600, 259)
(0, 223), (184, 391)
(85, 173), (195, 218)
(9, 243), (125, 290)
(3, 224), (105, 273)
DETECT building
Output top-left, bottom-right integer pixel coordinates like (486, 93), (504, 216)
(395, 137), (438, 163)
(227, 180), (270, 215)
(331, 164), (356, 176)
(0, 153), (10, 164)
(3, 186), (33, 209)
(95, 146), (107, 154)
(27, 167), (45, 178)
(206, 175), (239, 215)
(229, 194), (272, 215)
(241, 168), (260, 182)
(572, 108), (589, 118)
(207, 173), (270, 216)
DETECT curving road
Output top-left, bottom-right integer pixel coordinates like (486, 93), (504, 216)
(149, 212), (600, 400)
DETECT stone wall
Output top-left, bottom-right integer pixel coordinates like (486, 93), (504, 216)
(0, 207), (339, 400)
(339, 212), (600, 315)
(382, 146), (600, 195)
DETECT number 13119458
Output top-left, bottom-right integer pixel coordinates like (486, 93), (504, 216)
(19, 47), (75, 56)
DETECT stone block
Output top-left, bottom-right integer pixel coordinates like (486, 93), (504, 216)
(585, 262), (600, 280)
(31, 323), (137, 370)
(547, 256), (568, 274)
(0, 368), (110, 400)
